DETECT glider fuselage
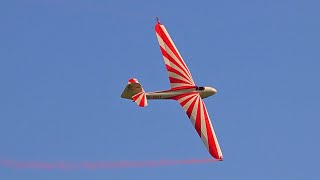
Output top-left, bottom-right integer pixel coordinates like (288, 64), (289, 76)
(146, 86), (217, 100)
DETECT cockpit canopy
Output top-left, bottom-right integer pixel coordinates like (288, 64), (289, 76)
(196, 86), (205, 91)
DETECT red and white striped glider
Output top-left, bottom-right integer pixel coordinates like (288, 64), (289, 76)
(121, 18), (223, 160)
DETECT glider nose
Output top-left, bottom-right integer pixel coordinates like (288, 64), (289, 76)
(212, 88), (217, 94)
(210, 87), (217, 95)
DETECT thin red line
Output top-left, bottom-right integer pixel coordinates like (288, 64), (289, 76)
(0, 158), (219, 170)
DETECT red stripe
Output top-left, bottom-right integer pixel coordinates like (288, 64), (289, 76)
(202, 101), (221, 160)
(139, 94), (145, 107)
(195, 97), (201, 136)
(171, 86), (196, 91)
(160, 46), (191, 82)
(166, 65), (192, 85)
(171, 92), (197, 101)
(155, 24), (192, 78)
(169, 77), (192, 85)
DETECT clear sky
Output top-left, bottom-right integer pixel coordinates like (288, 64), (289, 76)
(1, 0), (320, 179)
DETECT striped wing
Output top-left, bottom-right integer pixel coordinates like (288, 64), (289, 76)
(155, 21), (195, 90)
(172, 92), (223, 160)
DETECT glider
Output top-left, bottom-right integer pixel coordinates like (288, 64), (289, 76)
(121, 18), (223, 160)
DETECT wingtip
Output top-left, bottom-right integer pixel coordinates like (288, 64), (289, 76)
(156, 17), (161, 24)
(211, 154), (223, 161)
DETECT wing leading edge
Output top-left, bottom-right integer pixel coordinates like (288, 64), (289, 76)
(172, 92), (223, 160)
(155, 20), (196, 90)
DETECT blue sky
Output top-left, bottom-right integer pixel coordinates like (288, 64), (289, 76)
(1, 0), (319, 179)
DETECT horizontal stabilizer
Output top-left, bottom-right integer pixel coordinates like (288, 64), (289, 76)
(121, 78), (148, 107)
(132, 91), (148, 107)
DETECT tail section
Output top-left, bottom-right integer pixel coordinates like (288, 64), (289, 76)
(121, 78), (148, 107)
(132, 91), (148, 107)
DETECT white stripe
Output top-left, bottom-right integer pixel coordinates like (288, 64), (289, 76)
(143, 95), (147, 106)
(162, 55), (171, 67)
(189, 115), (196, 128)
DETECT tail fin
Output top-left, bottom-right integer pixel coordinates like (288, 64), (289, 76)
(121, 78), (148, 107)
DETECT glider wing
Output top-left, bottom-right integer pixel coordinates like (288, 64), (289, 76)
(172, 92), (223, 160)
(155, 20), (196, 90)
